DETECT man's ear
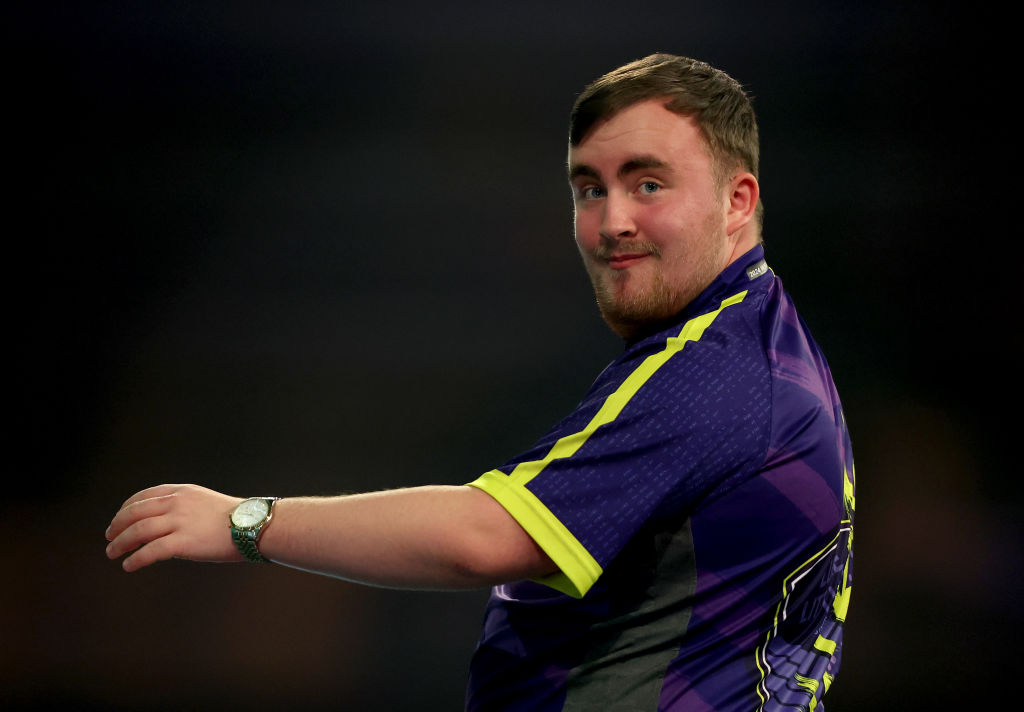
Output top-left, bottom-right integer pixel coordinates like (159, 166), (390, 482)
(725, 172), (759, 237)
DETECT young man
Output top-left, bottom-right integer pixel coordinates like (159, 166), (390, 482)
(106, 54), (854, 711)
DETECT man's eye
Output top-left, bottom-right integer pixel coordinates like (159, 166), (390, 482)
(638, 181), (660, 195)
(581, 186), (605, 200)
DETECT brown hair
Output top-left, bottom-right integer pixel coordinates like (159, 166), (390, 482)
(569, 53), (762, 227)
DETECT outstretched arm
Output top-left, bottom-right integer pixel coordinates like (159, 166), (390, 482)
(105, 483), (556, 589)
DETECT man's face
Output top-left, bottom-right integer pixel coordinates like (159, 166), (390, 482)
(569, 99), (732, 339)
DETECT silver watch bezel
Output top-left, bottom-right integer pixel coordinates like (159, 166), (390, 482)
(231, 497), (273, 530)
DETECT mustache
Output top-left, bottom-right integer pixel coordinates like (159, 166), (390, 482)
(594, 239), (662, 260)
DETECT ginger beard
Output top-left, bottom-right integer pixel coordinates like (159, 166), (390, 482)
(580, 198), (727, 339)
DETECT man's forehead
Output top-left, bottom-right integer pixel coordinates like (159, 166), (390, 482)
(566, 103), (707, 177)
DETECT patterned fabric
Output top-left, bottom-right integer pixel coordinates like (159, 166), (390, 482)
(466, 245), (855, 711)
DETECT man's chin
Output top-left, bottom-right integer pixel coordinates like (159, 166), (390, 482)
(590, 271), (685, 338)
(598, 300), (679, 340)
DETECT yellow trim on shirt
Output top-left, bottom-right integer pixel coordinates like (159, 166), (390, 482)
(507, 291), (748, 490)
(469, 469), (600, 598)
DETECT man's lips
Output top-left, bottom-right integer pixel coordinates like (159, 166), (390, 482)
(606, 252), (652, 269)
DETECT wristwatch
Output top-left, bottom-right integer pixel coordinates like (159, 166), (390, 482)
(229, 497), (279, 563)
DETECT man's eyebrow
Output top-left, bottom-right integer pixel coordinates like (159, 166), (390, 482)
(617, 155), (670, 178)
(568, 155), (671, 182)
(568, 163), (599, 181)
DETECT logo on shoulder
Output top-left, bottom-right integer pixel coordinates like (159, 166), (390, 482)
(746, 259), (769, 280)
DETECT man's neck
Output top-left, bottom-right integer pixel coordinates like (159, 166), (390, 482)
(724, 225), (761, 269)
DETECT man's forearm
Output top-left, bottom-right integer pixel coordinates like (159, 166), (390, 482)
(261, 485), (554, 588)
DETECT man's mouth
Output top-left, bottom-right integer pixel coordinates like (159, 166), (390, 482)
(606, 252), (652, 269)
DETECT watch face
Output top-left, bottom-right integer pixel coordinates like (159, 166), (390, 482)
(231, 498), (270, 528)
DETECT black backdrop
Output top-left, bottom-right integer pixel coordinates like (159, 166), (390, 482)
(5, 3), (1018, 710)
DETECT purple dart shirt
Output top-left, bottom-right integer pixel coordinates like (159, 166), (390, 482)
(467, 245), (855, 711)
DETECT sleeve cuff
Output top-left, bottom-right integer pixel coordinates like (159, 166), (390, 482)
(467, 469), (602, 598)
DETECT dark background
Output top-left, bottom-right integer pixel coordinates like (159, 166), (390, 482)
(5, 2), (1017, 710)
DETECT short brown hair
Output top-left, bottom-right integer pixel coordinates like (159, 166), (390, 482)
(569, 53), (762, 227)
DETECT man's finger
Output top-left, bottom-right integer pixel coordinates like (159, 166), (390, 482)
(106, 493), (175, 541)
(106, 513), (176, 561)
(121, 534), (181, 572)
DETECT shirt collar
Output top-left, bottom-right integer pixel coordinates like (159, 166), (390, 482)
(684, 243), (768, 317)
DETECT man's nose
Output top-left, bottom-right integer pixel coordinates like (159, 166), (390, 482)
(599, 193), (637, 239)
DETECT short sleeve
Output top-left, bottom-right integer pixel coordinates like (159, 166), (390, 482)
(468, 292), (771, 598)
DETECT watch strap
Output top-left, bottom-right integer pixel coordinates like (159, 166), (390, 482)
(231, 526), (269, 563)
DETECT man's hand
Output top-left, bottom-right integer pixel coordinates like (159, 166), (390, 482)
(105, 484), (244, 572)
